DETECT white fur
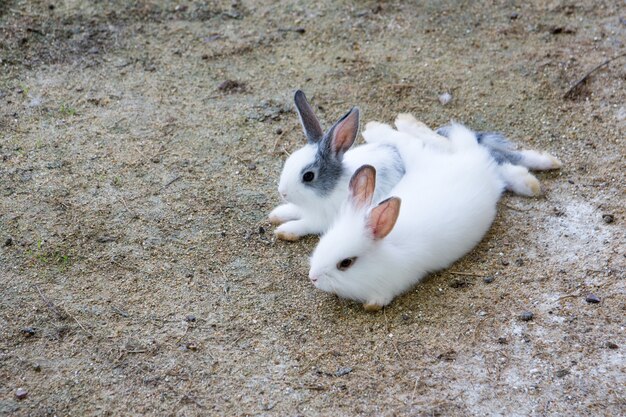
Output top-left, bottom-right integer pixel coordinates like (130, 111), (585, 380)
(309, 125), (505, 307)
(270, 142), (406, 238)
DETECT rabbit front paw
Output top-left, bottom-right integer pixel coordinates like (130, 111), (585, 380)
(275, 219), (313, 241)
(269, 203), (301, 225)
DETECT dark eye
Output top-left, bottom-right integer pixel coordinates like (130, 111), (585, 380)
(337, 257), (357, 271)
(302, 171), (315, 182)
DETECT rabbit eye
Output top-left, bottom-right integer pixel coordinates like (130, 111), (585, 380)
(302, 171), (315, 182)
(337, 257), (357, 271)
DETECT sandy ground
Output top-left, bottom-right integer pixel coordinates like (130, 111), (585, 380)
(1, 0), (624, 415)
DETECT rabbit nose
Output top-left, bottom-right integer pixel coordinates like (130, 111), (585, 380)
(309, 273), (319, 284)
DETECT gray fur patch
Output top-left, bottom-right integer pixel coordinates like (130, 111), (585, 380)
(377, 144), (405, 180)
(300, 147), (343, 197)
(437, 126), (523, 166)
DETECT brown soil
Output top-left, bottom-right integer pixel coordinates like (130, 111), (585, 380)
(1, 1), (624, 415)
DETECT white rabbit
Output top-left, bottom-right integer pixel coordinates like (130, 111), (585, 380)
(308, 124), (505, 311)
(365, 113), (562, 197)
(269, 91), (407, 241)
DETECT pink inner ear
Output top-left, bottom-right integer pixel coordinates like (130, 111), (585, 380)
(332, 110), (359, 155)
(349, 165), (376, 209)
(368, 198), (401, 240)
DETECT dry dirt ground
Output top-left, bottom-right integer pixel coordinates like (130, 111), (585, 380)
(1, 0), (625, 416)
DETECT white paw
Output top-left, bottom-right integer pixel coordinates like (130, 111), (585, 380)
(275, 220), (310, 241)
(268, 203), (301, 225)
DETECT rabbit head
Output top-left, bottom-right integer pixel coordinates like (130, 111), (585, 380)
(277, 90), (360, 207)
(308, 165), (402, 305)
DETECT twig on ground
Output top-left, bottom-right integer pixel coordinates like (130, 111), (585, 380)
(448, 271), (488, 277)
(35, 285), (93, 337)
(383, 307), (403, 360)
(563, 52), (626, 99)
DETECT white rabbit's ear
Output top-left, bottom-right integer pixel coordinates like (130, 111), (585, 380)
(367, 197), (401, 240)
(349, 165), (376, 209)
(328, 107), (359, 158)
(294, 90), (323, 144)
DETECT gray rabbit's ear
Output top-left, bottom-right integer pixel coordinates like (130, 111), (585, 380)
(294, 90), (323, 144)
(349, 165), (376, 210)
(367, 197), (401, 240)
(327, 107), (359, 159)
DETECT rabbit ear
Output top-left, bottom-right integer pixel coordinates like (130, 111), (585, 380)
(328, 107), (359, 159)
(294, 90), (323, 144)
(367, 197), (401, 240)
(349, 165), (376, 209)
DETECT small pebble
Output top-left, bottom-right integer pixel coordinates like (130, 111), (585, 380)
(602, 214), (614, 224)
(201, 54), (209, 60)
(605, 342), (618, 350)
(335, 367), (352, 377)
(33, 364), (41, 372)
(401, 313), (410, 321)
(438, 92), (452, 105)
(275, 128), (283, 135)
(555, 369), (570, 378)
(483, 276), (494, 284)
(185, 315), (196, 322)
(514, 258), (524, 266)
(585, 293), (600, 304)
(519, 311), (534, 321)
(258, 226), (266, 234)
(510, 12), (519, 20)
(185, 342), (198, 351)
(21, 327), (35, 337)
(15, 388), (28, 400)
(247, 162), (256, 170)
(501, 259), (510, 266)
(497, 336), (508, 344)
(4, 237), (13, 246)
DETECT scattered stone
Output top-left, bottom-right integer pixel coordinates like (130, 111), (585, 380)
(510, 12), (519, 20)
(151, 156), (161, 163)
(185, 342), (198, 351)
(335, 367), (352, 377)
(401, 313), (410, 321)
(438, 92), (452, 105)
(220, 231), (226, 237)
(258, 226), (265, 234)
(275, 128), (283, 135)
(185, 315), (196, 323)
(585, 293), (600, 304)
(4, 237), (13, 246)
(278, 27), (306, 34)
(201, 54), (209, 60)
(15, 388), (28, 400)
(21, 327), (35, 337)
(497, 336), (508, 344)
(501, 259), (510, 266)
(519, 311), (534, 321)
(514, 258), (524, 266)
(437, 350), (457, 361)
(449, 278), (470, 288)
(602, 214), (614, 224)
(247, 162), (256, 170)
(605, 342), (618, 350)
(555, 369), (570, 378)
(483, 276), (494, 284)
(33, 364), (41, 372)
(218, 80), (246, 93)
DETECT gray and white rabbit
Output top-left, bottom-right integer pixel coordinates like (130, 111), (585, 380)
(268, 91), (406, 241)
(308, 124), (505, 310)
